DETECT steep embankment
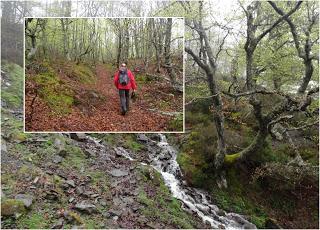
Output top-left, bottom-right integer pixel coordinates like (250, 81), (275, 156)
(25, 60), (183, 131)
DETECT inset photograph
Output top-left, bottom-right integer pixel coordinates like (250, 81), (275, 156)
(24, 17), (184, 132)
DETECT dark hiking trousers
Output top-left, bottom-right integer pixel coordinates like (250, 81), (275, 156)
(119, 89), (130, 114)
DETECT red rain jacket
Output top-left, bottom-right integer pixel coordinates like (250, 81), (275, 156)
(114, 69), (137, 90)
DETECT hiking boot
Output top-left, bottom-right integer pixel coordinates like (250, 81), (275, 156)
(121, 110), (126, 116)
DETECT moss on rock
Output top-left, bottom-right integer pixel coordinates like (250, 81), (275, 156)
(1, 199), (26, 216)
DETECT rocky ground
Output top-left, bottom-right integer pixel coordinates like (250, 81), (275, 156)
(1, 108), (206, 228)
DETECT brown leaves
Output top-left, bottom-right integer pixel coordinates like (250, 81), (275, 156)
(25, 64), (181, 132)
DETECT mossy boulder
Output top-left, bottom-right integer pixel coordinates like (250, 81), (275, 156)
(1, 199), (26, 216)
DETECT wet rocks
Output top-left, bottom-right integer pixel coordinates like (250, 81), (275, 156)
(14, 194), (33, 209)
(74, 200), (97, 213)
(109, 169), (129, 177)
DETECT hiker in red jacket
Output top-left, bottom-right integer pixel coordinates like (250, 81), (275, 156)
(114, 63), (137, 115)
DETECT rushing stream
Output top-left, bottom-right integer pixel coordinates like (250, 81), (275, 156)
(150, 134), (256, 229)
(89, 134), (256, 229)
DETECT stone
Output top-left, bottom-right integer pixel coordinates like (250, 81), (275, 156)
(91, 194), (100, 198)
(84, 149), (96, 158)
(122, 197), (134, 205)
(136, 134), (148, 142)
(53, 155), (64, 164)
(64, 211), (84, 224)
(1, 199), (26, 216)
(216, 209), (226, 216)
(45, 189), (60, 201)
(51, 218), (64, 229)
(108, 209), (122, 217)
(76, 186), (84, 195)
(33, 176), (40, 184)
(109, 169), (129, 177)
(66, 180), (76, 188)
(69, 197), (75, 203)
(70, 133), (87, 142)
(74, 200), (96, 213)
(99, 200), (107, 207)
(15, 194), (33, 209)
(1, 140), (7, 153)
(54, 138), (67, 157)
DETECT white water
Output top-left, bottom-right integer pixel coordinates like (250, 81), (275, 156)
(151, 134), (256, 229)
(89, 134), (256, 229)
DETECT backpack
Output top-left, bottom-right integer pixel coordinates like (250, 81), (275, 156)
(119, 70), (129, 86)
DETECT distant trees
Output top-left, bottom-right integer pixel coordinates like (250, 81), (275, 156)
(24, 18), (183, 69)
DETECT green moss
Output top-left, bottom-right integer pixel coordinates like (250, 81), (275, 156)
(250, 215), (267, 229)
(136, 74), (149, 84)
(1, 199), (26, 216)
(123, 135), (143, 152)
(300, 147), (319, 165)
(68, 63), (96, 84)
(61, 145), (86, 170)
(224, 153), (241, 164)
(88, 170), (109, 193)
(32, 67), (74, 115)
(168, 113), (183, 131)
(17, 213), (49, 229)
(1, 63), (24, 108)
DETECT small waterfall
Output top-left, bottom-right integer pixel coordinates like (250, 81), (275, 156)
(150, 134), (256, 229)
(87, 134), (256, 229)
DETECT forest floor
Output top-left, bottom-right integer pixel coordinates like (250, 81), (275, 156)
(25, 61), (183, 132)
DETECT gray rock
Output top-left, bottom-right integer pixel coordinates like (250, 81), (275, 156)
(84, 149), (96, 158)
(70, 133), (87, 142)
(52, 155), (64, 164)
(1, 140), (7, 153)
(69, 197), (75, 203)
(122, 197), (134, 205)
(108, 209), (122, 217)
(109, 169), (129, 177)
(136, 134), (148, 142)
(51, 218), (64, 229)
(76, 187), (84, 195)
(54, 138), (67, 157)
(66, 180), (76, 188)
(15, 194), (33, 209)
(99, 200), (107, 207)
(74, 200), (96, 213)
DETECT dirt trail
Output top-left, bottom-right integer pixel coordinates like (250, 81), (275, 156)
(27, 64), (170, 132)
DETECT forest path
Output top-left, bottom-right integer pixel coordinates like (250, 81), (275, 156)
(83, 64), (169, 132)
(26, 63), (174, 132)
